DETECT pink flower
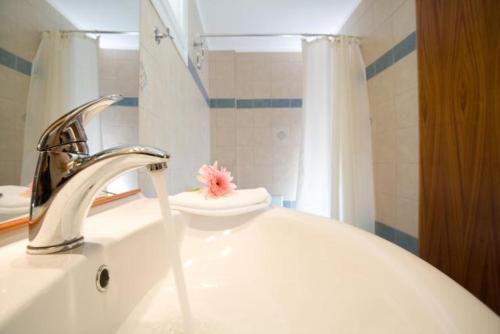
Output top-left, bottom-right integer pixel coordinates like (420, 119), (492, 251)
(197, 161), (236, 198)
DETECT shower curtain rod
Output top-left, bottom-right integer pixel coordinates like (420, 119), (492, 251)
(59, 30), (139, 35)
(199, 33), (358, 39)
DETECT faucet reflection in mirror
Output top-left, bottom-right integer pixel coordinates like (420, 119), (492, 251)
(27, 95), (170, 255)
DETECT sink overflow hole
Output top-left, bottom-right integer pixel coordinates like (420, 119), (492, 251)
(96, 265), (110, 292)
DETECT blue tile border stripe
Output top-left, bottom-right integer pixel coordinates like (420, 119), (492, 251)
(113, 96), (139, 107)
(210, 98), (303, 109)
(0, 47), (32, 76)
(0, 47), (213, 108)
(366, 31), (416, 80)
(211, 98), (235, 108)
(375, 221), (418, 255)
(0, 46), (212, 108)
(0, 47), (303, 111)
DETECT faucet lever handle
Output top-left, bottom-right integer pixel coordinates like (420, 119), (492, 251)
(37, 95), (123, 151)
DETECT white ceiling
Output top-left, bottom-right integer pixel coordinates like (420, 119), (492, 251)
(46, 0), (360, 52)
(46, 0), (140, 49)
(196, 0), (361, 52)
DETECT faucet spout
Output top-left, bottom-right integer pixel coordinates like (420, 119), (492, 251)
(27, 96), (170, 254)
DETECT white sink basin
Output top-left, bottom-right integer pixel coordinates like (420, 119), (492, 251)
(1, 198), (499, 333)
(0, 199), (176, 334)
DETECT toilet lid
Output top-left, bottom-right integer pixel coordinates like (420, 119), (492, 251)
(0, 185), (31, 213)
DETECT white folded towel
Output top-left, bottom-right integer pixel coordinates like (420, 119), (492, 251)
(169, 188), (271, 216)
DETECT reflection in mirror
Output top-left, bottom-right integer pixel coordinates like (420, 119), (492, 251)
(0, 0), (140, 223)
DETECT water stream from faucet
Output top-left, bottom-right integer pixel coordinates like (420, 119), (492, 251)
(150, 170), (195, 334)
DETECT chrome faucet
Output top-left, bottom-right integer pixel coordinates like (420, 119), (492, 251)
(27, 95), (169, 255)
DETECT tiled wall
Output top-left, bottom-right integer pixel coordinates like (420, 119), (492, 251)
(209, 51), (303, 203)
(99, 49), (140, 193)
(340, 0), (419, 252)
(139, 0), (210, 196)
(0, 0), (74, 185)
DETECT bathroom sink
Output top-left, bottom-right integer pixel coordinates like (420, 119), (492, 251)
(1, 198), (499, 333)
(0, 199), (177, 334)
(117, 204), (500, 334)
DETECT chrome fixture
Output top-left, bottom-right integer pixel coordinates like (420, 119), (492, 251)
(154, 27), (172, 44)
(193, 32), (359, 70)
(198, 33), (358, 39)
(193, 37), (207, 70)
(148, 162), (168, 171)
(27, 95), (170, 255)
(59, 30), (139, 36)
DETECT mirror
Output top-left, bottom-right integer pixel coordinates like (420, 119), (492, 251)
(0, 0), (140, 223)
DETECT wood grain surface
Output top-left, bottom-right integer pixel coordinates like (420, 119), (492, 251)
(417, 0), (500, 314)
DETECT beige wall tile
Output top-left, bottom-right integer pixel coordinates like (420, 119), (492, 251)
(289, 125), (303, 146)
(396, 197), (418, 237)
(237, 164), (255, 188)
(395, 87), (418, 128)
(273, 146), (300, 167)
(209, 109), (217, 128)
(236, 127), (253, 146)
(252, 81), (272, 98)
(372, 100), (396, 134)
(216, 109), (236, 128)
(253, 61), (272, 82)
(236, 110), (253, 128)
(393, 51), (418, 95)
(253, 109), (273, 127)
(369, 18), (394, 64)
(253, 166), (273, 189)
(368, 67), (395, 106)
(397, 162), (419, 200)
(213, 76), (235, 98)
(0, 66), (30, 101)
(392, 0), (416, 42)
(213, 146), (236, 167)
(373, 130), (396, 164)
(253, 146), (274, 166)
(208, 51), (303, 199)
(236, 146), (253, 166)
(273, 164), (299, 199)
(374, 162), (397, 196)
(271, 62), (290, 82)
(373, 0), (406, 28)
(273, 127), (291, 146)
(253, 127), (273, 147)
(236, 80), (253, 99)
(397, 126), (419, 164)
(271, 81), (290, 98)
(375, 192), (397, 227)
(271, 109), (292, 127)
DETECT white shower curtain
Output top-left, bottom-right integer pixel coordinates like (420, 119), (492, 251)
(21, 31), (101, 185)
(297, 37), (375, 232)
